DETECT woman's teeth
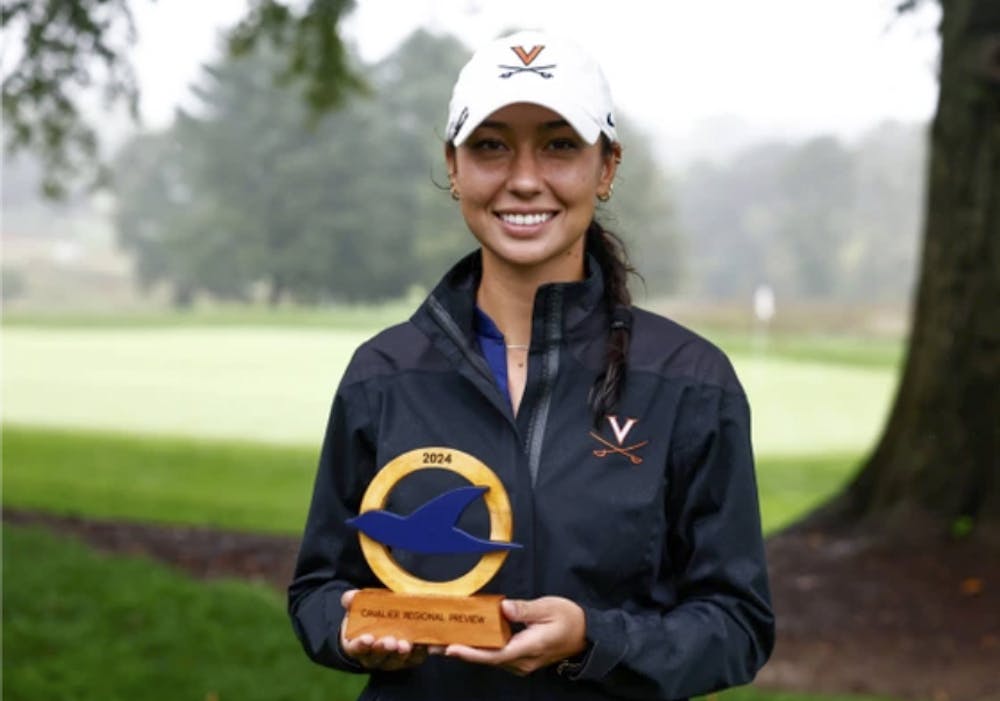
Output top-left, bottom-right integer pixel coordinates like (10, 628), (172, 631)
(500, 212), (553, 226)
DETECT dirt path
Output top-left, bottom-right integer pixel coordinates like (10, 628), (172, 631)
(5, 509), (998, 700)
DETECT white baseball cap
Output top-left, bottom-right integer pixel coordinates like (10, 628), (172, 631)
(446, 30), (619, 147)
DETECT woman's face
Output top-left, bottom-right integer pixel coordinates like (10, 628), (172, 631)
(446, 102), (619, 283)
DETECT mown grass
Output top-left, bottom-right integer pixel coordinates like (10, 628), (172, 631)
(1, 424), (859, 535)
(704, 330), (902, 370)
(2, 525), (366, 701)
(1, 424), (318, 534)
(3, 305), (902, 369)
(0, 326), (366, 446)
(710, 693), (892, 701)
(1, 302), (414, 331)
(1, 419), (873, 701)
(2, 525), (892, 701)
(2, 310), (902, 700)
(2, 326), (898, 454)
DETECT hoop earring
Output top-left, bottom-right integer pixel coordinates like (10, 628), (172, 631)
(597, 183), (614, 202)
(450, 185), (460, 201)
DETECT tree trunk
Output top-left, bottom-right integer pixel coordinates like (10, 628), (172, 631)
(806, 0), (1000, 539)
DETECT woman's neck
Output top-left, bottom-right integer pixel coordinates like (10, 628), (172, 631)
(475, 254), (585, 346)
(476, 271), (535, 347)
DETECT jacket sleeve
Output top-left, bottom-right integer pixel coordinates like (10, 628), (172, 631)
(571, 385), (775, 699)
(288, 376), (380, 672)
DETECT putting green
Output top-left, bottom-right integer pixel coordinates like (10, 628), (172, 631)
(2, 327), (898, 455)
(733, 355), (897, 456)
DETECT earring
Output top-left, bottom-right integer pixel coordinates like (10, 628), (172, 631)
(597, 183), (614, 202)
(450, 185), (460, 201)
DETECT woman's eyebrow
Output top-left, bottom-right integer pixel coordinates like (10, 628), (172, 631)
(475, 119), (572, 132)
(541, 119), (571, 131)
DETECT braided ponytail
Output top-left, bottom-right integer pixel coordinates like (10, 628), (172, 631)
(587, 220), (637, 427)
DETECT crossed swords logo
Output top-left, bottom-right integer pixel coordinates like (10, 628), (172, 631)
(589, 416), (648, 465)
(499, 44), (556, 79)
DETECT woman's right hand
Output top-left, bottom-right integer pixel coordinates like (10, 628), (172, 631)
(340, 590), (439, 671)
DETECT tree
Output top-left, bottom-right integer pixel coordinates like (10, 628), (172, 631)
(774, 137), (854, 298)
(115, 42), (424, 305)
(806, 0), (1000, 540)
(603, 116), (682, 296)
(846, 122), (926, 303)
(112, 27), (681, 306)
(1, 0), (362, 197)
(113, 30), (475, 305)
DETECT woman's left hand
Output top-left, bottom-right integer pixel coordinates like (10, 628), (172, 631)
(443, 596), (587, 676)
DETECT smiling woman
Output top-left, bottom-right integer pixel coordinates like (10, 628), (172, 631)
(287, 30), (774, 701)
(445, 103), (620, 408)
(447, 104), (618, 289)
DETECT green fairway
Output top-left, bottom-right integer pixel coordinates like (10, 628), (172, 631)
(1, 321), (890, 701)
(2, 525), (365, 701)
(735, 357), (895, 456)
(1, 326), (367, 446)
(2, 425), (858, 535)
(1, 302), (414, 330)
(2, 524), (892, 701)
(1, 425), (318, 534)
(1, 326), (899, 456)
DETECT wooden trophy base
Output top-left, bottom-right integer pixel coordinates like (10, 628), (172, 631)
(345, 589), (511, 648)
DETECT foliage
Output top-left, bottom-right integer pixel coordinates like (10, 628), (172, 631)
(2, 265), (28, 300)
(676, 124), (926, 302)
(1, 0), (139, 197)
(1, 0), (363, 198)
(806, 0), (1000, 534)
(111, 30), (681, 304)
(601, 116), (682, 294)
(228, 0), (365, 113)
(113, 31), (465, 304)
(2, 525), (368, 701)
(2, 424), (861, 535)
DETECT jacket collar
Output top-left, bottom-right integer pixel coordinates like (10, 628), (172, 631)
(413, 249), (608, 349)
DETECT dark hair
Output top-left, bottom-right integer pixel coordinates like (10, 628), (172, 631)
(587, 219), (636, 426)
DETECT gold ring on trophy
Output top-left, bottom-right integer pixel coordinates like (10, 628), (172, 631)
(357, 447), (515, 597)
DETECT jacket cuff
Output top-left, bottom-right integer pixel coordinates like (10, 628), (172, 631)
(567, 607), (629, 681)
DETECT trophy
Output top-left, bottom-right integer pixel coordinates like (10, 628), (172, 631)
(344, 447), (522, 648)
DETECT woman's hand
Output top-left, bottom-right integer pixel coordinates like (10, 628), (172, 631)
(444, 597), (587, 676)
(339, 590), (439, 671)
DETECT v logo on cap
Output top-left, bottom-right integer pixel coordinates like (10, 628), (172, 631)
(511, 45), (545, 66)
(499, 45), (556, 79)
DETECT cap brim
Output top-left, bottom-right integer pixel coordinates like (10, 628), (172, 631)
(452, 85), (603, 147)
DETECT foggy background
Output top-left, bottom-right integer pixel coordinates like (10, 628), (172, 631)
(5, 3), (973, 700)
(2, 0), (939, 334)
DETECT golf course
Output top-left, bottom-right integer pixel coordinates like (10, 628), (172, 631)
(2, 314), (902, 701)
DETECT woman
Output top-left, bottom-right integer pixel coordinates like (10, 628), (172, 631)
(289, 30), (774, 700)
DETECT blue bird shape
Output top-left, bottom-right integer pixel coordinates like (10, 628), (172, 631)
(346, 485), (523, 555)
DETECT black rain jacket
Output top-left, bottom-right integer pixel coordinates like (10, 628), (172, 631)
(289, 252), (774, 701)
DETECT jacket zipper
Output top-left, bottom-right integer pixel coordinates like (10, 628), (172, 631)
(427, 288), (562, 487)
(525, 287), (562, 486)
